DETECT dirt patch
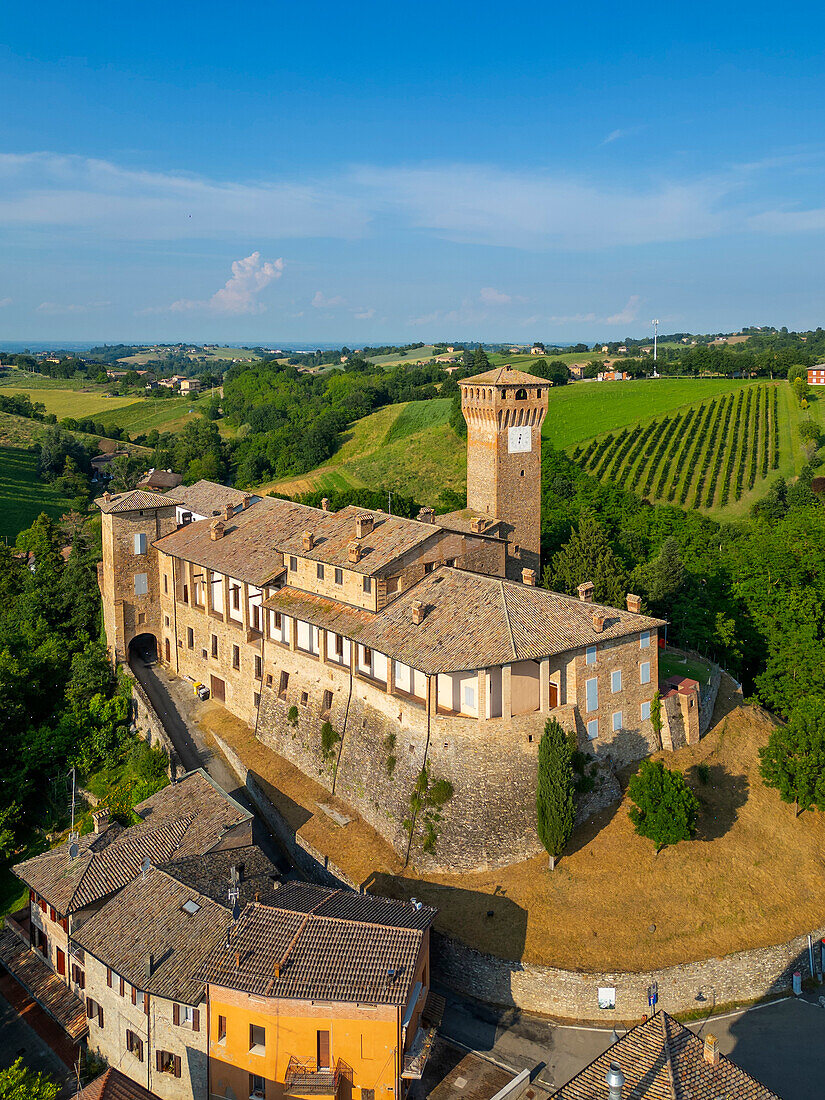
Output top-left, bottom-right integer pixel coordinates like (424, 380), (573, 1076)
(198, 695), (825, 973)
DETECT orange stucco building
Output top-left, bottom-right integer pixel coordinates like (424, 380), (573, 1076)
(203, 884), (438, 1100)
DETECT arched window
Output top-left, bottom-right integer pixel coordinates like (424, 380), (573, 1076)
(515, 387), (528, 400)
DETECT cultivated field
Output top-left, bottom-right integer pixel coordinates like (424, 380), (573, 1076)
(572, 381), (812, 519)
(365, 345), (443, 367)
(0, 445), (72, 540)
(117, 346), (261, 365)
(94, 396), (197, 437)
(0, 384), (136, 419)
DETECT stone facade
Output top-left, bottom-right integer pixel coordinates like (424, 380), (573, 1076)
(460, 369), (549, 579)
(83, 951), (208, 1100)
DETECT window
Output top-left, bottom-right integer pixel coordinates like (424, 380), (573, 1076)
(126, 1030), (143, 1061)
(187, 627), (194, 649)
(423, 562), (434, 575)
(362, 646), (372, 665)
(249, 1024), (266, 1053)
(211, 634), (218, 658)
(316, 563), (325, 580)
(289, 556), (297, 572)
(164, 615), (170, 628)
(181, 899), (200, 915)
(463, 684), (476, 709)
(265, 674), (273, 687)
(334, 567), (343, 585)
(254, 655), (262, 679)
(232, 645), (240, 670)
(363, 576), (371, 593)
(587, 718), (599, 740)
(641, 700), (651, 721)
(585, 645), (597, 665)
(253, 692), (260, 707)
(334, 634), (344, 658)
(611, 669), (622, 693)
(106, 967), (112, 988)
(585, 677), (598, 713)
(164, 574), (169, 594)
(156, 1051), (181, 1077)
(86, 998), (104, 1027)
(134, 533), (147, 555)
(250, 1074), (265, 1099)
(640, 661), (651, 685)
(612, 711), (623, 733)
(173, 1003), (198, 1029)
(273, 611), (282, 631)
(134, 573), (148, 596)
(231, 585), (240, 611)
(217, 1015), (227, 1044)
(300, 691), (308, 706)
(278, 671), (289, 697)
(640, 630), (651, 649)
(70, 964), (85, 988)
(49, 906), (56, 921)
(182, 584), (189, 604)
(322, 690), (333, 715)
(446, 558), (456, 568)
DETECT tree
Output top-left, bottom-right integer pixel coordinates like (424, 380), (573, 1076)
(536, 718), (575, 870)
(0, 1059), (58, 1100)
(545, 512), (628, 607)
(759, 697), (825, 813)
(638, 537), (685, 614)
(627, 759), (699, 852)
(108, 454), (144, 493)
(472, 346), (490, 373)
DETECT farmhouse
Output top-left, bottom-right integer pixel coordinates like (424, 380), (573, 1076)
(808, 366), (825, 385)
(94, 366), (695, 872)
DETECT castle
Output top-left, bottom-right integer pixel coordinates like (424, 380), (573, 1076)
(97, 366), (697, 872)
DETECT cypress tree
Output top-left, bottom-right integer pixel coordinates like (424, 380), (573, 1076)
(536, 717), (575, 870)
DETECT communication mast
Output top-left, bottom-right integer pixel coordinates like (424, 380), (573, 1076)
(651, 319), (659, 362)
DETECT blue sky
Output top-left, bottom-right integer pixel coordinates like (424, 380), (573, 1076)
(3, 1), (825, 345)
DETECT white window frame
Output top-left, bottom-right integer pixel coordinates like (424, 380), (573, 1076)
(134, 533), (147, 555)
(134, 573), (148, 596)
(585, 677), (598, 713)
(611, 669), (622, 693)
(585, 645), (597, 665)
(640, 630), (651, 648)
(640, 661), (651, 685)
(641, 700), (651, 721)
(612, 711), (623, 733)
(587, 718), (598, 741)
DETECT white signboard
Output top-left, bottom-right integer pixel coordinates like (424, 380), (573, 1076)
(508, 425), (532, 453)
(598, 987), (616, 1010)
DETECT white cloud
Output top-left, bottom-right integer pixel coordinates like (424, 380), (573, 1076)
(600, 126), (643, 146)
(312, 291), (346, 309)
(606, 295), (641, 325)
(479, 286), (512, 305)
(354, 307), (375, 320)
(0, 297), (11, 307)
(36, 300), (111, 314)
(168, 252), (283, 315)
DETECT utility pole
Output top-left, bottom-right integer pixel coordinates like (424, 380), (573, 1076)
(388, 490), (393, 515)
(652, 319), (659, 363)
(69, 767), (76, 836)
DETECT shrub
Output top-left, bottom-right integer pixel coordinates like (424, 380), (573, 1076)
(536, 717), (575, 869)
(287, 705), (298, 727)
(628, 759), (699, 852)
(320, 721), (340, 760)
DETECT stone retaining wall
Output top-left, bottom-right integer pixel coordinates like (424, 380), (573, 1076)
(122, 665), (182, 779)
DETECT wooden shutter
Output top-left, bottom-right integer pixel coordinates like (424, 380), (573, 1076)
(156, 1052), (162, 1072)
(138, 1038), (144, 1063)
(144, 993), (149, 1016)
(98, 1005), (104, 1028)
(106, 967), (112, 988)
(86, 999), (94, 1019)
(192, 1008), (200, 1032)
(131, 984), (137, 1005)
(173, 1003), (180, 1025)
(79, 971), (85, 990)
(317, 1030), (331, 1070)
(120, 976), (125, 997)
(56, 949), (66, 977)
(174, 1056), (182, 1079)
(50, 907), (57, 921)
(61, 918), (69, 932)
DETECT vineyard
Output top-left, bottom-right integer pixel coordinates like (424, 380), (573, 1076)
(572, 383), (781, 513)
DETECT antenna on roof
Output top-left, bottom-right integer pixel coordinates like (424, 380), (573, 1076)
(68, 843), (79, 860)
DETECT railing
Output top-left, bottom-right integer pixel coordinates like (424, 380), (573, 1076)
(5, 908), (30, 946)
(283, 1058), (352, 1097)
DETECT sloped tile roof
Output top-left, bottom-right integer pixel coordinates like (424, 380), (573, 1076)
(16, 772), (251, 913)
(458, 366), (549, 387)
(277, 506), (442, 576)
(95, 489), (181, 514)
(153, 495), (323, 586)
(160, 845), (281, 908)
(173, 479), (257, 518)
(269, 881), (435, 930)
(0, 928), (88, 1041)
(78, 1069), (158, 1100)
(201, 893), (431, 1006)
(554, 1011), (780, 1099)
(265, 567), (663, 674)
(72, 867), (230, 1005)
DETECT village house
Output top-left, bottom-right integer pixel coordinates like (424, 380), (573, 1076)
(93, 366), (696, 873)
(808, 366), (825, 385)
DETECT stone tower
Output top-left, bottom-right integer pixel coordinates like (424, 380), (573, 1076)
(96, 489), (181, 662)
(459, 366), (550, 579)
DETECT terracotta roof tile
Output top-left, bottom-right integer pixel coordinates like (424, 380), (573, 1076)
(458, 366), (549, 386)
(554, 1011), (780, 1099)
(173, 479), (257, 517)
(95, 489), (181, 514)
(77, 1069), (158, 1100)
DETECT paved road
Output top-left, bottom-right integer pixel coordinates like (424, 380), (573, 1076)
(0, 991), (76, 1095)
(131, 660), (825, 1099)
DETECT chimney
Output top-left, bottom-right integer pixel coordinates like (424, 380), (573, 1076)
(703, 1034), (720, 1066)
(103, 491), (111, 503)
(417, 507), (435, 524)
(411, 601), (425, 625)
(321, 497), (330, 512)
(348, 539), (362, 563)
(522, 568), (536, 586)
(302, 530), (314, 551)
(231, 862), (244, 883)
(577, 581), (595, 602)
(242, 494), (252, 510)
(92, 808), (110, 834)
(210, 519), (225, 541)
(626, 593), (642, 614)
(355, 514), (374, 538)
(145, 952), (154, 980)
(592, 612), (605, 633)
(470, 517), (486, 533)
(605, 1062), (624, 1100)
(223, 503), (233, 522)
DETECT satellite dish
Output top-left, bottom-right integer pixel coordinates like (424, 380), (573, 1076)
(68, 843), (79, 859)
(141, 857), (151, 877)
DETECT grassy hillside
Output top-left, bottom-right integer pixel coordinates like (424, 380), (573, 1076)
(0, 384), (137, 419)
(259, 398), (464, 500)
(0, 446), (72, 540)
(94, 396), (197, 436)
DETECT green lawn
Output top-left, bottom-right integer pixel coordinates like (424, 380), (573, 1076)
(94, 396), (196, 436)
(0, 445), (73, 539)
(659, 649), (713, 686)
(0, 384), (137, 419)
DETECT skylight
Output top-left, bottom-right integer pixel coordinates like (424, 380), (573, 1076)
(182, 899), (201, 915)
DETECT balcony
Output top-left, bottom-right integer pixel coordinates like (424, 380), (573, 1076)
(402, 1026), (438, 1080)
(283, 1058), (352, 1099)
